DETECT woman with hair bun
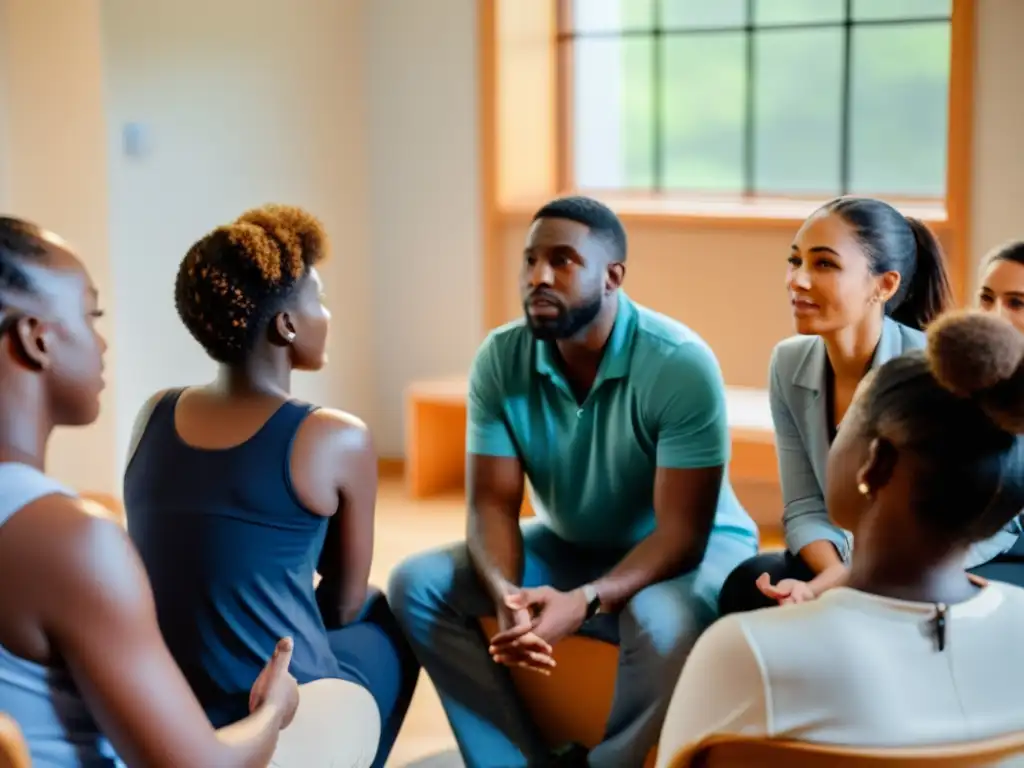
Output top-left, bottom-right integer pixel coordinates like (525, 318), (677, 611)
(657, 311), (1024, 761)
(124, 205), (418, 768)
(718, 196), (1023, 614)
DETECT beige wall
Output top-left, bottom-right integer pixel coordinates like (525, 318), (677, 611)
(0, 0), (116, 491)
(969, 0), (1024, 292)
(0, 0), (481, 483)
(366, 0), (482, 455)
(102, 0), (376, 474)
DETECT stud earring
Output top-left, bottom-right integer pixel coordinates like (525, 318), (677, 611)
(858, 482), (870, 496)
(285, 332), (296, 343)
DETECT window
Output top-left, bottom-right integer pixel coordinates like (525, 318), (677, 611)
(559, 0), (953, 199)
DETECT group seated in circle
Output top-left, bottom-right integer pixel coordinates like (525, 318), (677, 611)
(0, 198), (1022, 768)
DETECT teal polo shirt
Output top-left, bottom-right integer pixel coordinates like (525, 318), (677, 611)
(467, 292), (758, 548)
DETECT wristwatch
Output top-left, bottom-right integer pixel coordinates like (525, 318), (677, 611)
(582, 583), (602, 620)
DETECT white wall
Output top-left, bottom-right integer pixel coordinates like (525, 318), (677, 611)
(102, 0), (377, 476)
(365, 0), (482, 455)
(0, 0), (116, 492)
(969, 0), (1024, 289)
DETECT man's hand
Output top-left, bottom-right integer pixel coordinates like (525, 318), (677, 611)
(488, 595), (555, 675)
(492, 586), (588, 651)
(756, 573), (815, 605)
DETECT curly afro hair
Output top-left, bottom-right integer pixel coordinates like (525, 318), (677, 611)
(174, 204), (328, 364)
(855, 310), (1024, 542)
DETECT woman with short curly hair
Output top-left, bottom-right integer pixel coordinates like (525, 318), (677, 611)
(124, 204), (418, 768)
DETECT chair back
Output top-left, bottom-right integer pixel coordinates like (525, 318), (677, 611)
(0, 713), (31, 768)
(668, 732), (1024, 768)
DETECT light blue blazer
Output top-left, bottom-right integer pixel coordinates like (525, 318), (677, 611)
(769, 315), (1019, 567)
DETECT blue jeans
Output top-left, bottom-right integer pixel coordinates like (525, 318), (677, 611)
(387, 521), (757, 768)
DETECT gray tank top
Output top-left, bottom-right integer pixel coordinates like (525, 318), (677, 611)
(0, 463), (121, 766)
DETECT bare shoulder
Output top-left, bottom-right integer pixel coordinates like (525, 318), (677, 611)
(303, 407), (374, 454)
(8, 494), (147, 619)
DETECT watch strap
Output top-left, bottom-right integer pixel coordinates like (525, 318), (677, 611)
(582, 583), (601, 619)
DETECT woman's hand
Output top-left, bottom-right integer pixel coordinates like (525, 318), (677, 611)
(756, 573), (816, 605)
(249, 637), (300, 729)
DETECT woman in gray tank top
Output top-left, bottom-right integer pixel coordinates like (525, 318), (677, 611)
(0, 217), (302, 766)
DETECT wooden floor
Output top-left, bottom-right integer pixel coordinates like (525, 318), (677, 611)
(373, 479), (463, 766)
(373, 478), (783, 767)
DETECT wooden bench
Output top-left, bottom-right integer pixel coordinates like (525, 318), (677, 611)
(404, 378), (781, 526)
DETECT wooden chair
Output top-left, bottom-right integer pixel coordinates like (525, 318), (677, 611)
(0, 713), (31, 768)
(666, 731), (1024, 768)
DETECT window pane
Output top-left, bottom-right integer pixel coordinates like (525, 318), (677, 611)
(753, 0), (845, 26)
(573, 38), (655, 189)
(658, 0), (746, 29)
(571, 0), (654, 34)
(660, 34), (745, 192)
(852, 0), (952, 21)
(753, 29), (844, 195)
(848, 23), (950, 196)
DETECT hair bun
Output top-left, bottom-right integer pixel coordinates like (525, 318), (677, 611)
(927, 310), (1024, 432)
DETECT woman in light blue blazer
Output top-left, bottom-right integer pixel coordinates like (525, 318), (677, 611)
(718, 197), (1024, 614)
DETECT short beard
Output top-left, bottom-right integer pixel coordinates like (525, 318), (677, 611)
(524, 294), (603, 341)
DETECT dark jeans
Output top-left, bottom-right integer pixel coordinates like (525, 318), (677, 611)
(719, 535), (1024, 616)
(969, 533), (1024, 587)
(326, 589), (420, 768)
(717, 550), (815, 615)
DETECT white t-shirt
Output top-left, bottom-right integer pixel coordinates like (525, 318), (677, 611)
(656, 583), (1024, 767)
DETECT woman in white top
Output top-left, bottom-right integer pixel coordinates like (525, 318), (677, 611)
(656, 310), (1024, 764)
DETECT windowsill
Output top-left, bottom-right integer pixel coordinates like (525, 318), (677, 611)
(498, 193), (950, 231)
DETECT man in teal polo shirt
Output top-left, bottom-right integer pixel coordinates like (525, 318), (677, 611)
(388, 196), (759, 767)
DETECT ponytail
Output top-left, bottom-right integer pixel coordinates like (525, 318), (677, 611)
(821, 197), (955, 332)
(887, 217), (954, 331)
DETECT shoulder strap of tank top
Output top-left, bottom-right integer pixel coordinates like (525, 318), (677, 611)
(0, 463), (75, 528)
(261, 399), (320, 444)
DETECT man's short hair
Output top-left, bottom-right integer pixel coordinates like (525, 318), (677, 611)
(533, 196), (627, 262)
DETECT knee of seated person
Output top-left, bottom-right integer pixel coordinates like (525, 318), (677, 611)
(386, 550), (450, 617)
(619, 585), (710, 658)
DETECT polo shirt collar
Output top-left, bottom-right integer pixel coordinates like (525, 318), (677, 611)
(535, 291), (638, 387)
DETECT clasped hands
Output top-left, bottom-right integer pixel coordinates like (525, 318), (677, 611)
(487, 585), (588, 675)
